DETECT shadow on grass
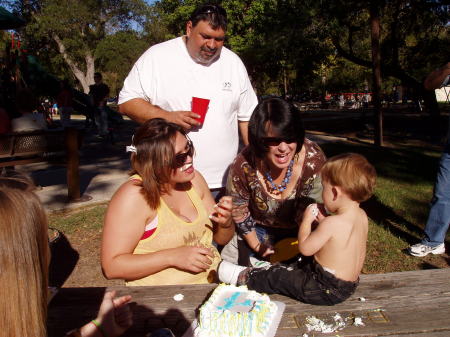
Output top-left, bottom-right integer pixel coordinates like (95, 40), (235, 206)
(321, 140), (440, 245)
(419, 261), (444, 270)
(321, 141), (440, 187)
(361, 195), (424, 244)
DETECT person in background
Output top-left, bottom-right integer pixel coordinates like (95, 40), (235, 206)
(0, 175), (133, 337)
(219, 153), (376, 305)
(89, 72), (110, 137)
(221, 97), (326, 266)
(118, 3), (258, 199)
(338, 94), (345, 109)
(101, 119), (234, 286)
(409, 62), (450, 257)
(57, 79), (74, 127)
(11, 89), (47, 132)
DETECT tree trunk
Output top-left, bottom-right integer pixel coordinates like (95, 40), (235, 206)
(370, 2), (383, 147)
(52, 34), (94, 93)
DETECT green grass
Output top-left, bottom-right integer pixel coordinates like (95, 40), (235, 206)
(47, 141), (449, 274)
(48, 205), (107, 235)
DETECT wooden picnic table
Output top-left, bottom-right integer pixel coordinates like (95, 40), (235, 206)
(48, 268), (450, 337)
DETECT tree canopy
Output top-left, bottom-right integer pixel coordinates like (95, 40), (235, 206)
(321, 0), (449, 92)
(10, 0), (151, 93)
(5, 0), (448, 102)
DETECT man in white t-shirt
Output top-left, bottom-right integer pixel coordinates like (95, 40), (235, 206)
(118, 3), (258, 196)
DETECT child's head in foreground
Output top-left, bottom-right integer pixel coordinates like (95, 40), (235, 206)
(321, 153), (376, 203)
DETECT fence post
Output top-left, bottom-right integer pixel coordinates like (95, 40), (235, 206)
(65, 127), (80, 201)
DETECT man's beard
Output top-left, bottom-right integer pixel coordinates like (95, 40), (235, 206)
(196, 47), (219, 64)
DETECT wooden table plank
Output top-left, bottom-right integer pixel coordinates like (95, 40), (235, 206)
(47, 268), (450, 337)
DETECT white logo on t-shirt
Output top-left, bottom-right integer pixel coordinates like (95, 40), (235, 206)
(222, 81), (232, 91)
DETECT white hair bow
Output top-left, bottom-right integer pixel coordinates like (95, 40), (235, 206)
(126, 145), (137, 153)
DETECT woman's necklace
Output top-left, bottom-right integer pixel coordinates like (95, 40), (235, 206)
(264, 160), (294, 194)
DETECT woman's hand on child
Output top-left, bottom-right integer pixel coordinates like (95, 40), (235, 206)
(209, 196), (233, 228)
(172, 246), (214, 273)
(94, 291), (133, 337)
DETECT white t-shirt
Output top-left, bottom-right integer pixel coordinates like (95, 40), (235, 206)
(119, 37), (258, 188)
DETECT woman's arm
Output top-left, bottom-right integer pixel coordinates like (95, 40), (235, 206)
(101, 181), (214, 280)
(225, 158), (264, 252)
(192, 171), (235, 245)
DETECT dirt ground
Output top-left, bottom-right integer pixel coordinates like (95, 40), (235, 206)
(57, 229), (122, 288)
(48, 223), (122, 288)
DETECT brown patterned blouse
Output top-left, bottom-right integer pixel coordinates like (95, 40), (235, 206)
(226, 138), (326, 235)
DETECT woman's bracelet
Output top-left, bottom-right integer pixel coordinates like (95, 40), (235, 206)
(90, 319), (107, 337)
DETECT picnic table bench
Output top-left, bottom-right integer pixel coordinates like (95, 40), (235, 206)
(47, 268), (450, 337)
(0, 127), (85, 202)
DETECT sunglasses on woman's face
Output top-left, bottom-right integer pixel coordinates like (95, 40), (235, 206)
(262, 137), (297, 147)
(174, 140), (194, 168)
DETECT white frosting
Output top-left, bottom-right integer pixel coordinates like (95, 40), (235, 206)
(173, 293), (184, 301)
(197, 284), (277, 337)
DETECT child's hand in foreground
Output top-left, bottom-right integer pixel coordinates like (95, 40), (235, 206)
(316, 203), (328, 221)
(95, 291), (133, 337)
(304, 203), (320, 223)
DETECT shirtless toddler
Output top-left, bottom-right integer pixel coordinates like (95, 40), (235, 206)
(218, 153), (376, 305)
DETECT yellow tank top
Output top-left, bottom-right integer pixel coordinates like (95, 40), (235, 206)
(126, 175), (221, 286)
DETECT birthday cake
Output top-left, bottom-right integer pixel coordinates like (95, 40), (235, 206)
(196, 283), (278, 337)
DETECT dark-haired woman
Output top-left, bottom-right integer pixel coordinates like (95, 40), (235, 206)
(224, 97), (326, 265)
(101, 118), (234, 286)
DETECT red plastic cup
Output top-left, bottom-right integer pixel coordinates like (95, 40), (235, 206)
(191, 97), (210, 125)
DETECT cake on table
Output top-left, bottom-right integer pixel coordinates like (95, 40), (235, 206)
(196, 283), (278, 337)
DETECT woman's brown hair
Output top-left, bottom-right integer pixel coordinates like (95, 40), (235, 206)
(129, 118), (187, 209)
(0, 177), (49, 337)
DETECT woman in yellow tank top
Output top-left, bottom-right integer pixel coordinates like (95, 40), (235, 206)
(101, 119), (234, 286)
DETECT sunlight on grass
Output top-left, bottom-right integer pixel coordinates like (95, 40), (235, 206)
(48, 205), (107, 235)
(365, 220), (420, 273)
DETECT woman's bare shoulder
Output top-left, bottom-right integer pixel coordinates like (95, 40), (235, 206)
(113, 179), (143, 199)
(109, 180), (155, 217)
(192, 170), (209, 197)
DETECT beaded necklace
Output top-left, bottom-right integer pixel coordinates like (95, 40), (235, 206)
(264, 159), (294, 194)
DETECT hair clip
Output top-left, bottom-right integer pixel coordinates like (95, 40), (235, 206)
(126, 145), (137, 153)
